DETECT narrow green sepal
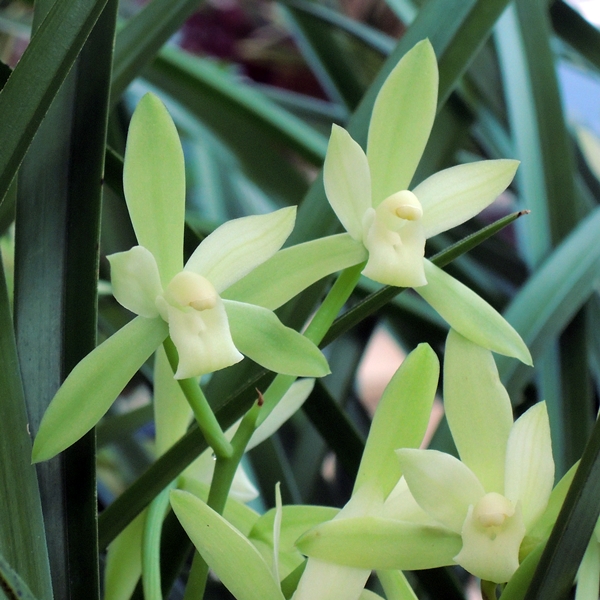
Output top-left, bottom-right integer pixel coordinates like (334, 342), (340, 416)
(32, 316), (168, 462)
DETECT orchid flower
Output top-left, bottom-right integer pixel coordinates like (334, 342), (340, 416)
(297, 330), (555, 586)
(31, 93), (328, 463)
(395, 330), (554, 583)
(323, 38), (517, 288)
(170, 343), (438, 600)
(225, 40), (531, 366)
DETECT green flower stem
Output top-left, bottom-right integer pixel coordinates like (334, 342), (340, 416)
(183, 400), (263, 600)
(162, 337), (233, 459)
(142, 483), (175, 600)
(304, 262), (365, 345)
(258, 262), (365, 425)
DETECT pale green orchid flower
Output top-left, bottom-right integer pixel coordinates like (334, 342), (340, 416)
(226, 40), (531, 367)
(323, 39), (519, 289)
(31, 93), (328, 463)
(395, 330), (554, 583)
(170, 343), (439, 600)
(297, 330), (554, 585)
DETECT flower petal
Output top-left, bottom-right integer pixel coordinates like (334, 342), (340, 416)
(377, 570), (418, 600)
(123, 93), (185, 284)
(455, 501), (525, 583)
(415, 159), (519, 239)
(396, 448), (485, 533)
(273, 483), (282, 582)
(32, 316), (168, 462)
(222, 233), (367, 310)
(380, 477), (439, 526)
(104, 514), (145, 600)
(362, 217), (427, 288)
(444, 330), (513, 494)
(167, 299), (243, 379)
(177, 476), (260, 536)
(354, 343), (439, 499)
(292, 559), (370, 600)
(185, 207), (296, 293)
(417, 260), (533, 364)
(575, 536), (600, 600)
(323, 124), (371, 241)
(230, 464), (260, 504)
(170, 490), (285, 600)
(367, 39), (438, 205)
(296, 516), (461, 570)
(154, 345), (192, 456)
(224, 300), (330, 377)
(108, 246), (162, 318)
(248, 379), (315, 450)
(504, 402), (554, 529)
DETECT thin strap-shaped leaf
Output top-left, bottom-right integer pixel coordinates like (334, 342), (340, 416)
(0, 251), (52, 600)
(524, 415), (600, 600)
(497, 207), (600, 393)
(110, 0), (206, 105)
(13, 0), (118, 596)
(148, 48), (328, 166)
(0, 0), (109, 204)
(497, 0), (592, 476)
(0, 552), (41, 600)
(550, 1), (600, 73)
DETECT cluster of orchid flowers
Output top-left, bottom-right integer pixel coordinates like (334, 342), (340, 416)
(30, 39), (599, 600)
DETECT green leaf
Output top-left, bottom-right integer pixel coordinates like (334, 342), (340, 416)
(150, 48), (328, 166)
(498, 207), (600, 391)
(32, 317), (168, 463)
(123, 93), (185, 285)
(223, 233), (367, 310)
(170, 490), (285, 600)
(0, 252), (52, 600)
(110, 0), (206, 104)
(550, 2), (600, 72)
(354, 343), (439, 498)
(522, 416), (600, 600)
(296, 516), (461, 570)
(224, 301), (329, 377)
(0, 552), (41, 600)
(0, 0), (109, 204)
(417, 261), (532, 364)
(367, 39), (438, 205)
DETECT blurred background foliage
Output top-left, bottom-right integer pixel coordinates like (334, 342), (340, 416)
(2, 0), (600, 599)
